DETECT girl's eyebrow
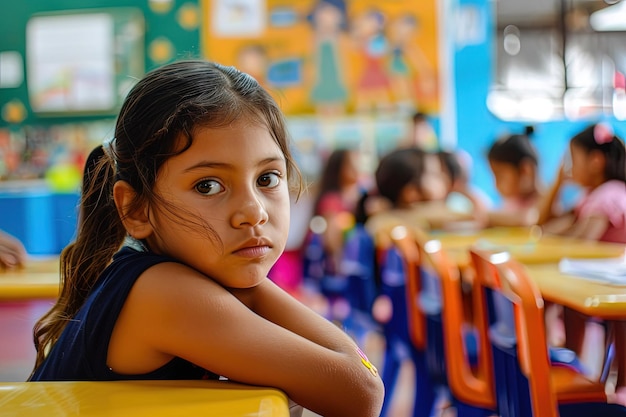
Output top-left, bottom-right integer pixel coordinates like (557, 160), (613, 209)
(183, 156), (285, 173)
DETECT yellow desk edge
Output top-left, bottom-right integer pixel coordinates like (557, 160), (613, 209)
(0, 380), (291, 417)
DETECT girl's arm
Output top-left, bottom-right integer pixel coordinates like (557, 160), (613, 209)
(537, 163), (568, 225)
(488, 206), (538, 227)
(0, 230), (26, 269)
(544, 215), (609, 241)
(108, 262), (384, 417)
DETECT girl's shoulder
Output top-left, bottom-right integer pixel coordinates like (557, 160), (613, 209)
(595, 180), (626, 194)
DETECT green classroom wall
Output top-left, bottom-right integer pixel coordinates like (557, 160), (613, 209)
(0, 0), (201, 128)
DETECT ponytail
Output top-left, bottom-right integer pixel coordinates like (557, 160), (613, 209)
(31, 145), (127, 373)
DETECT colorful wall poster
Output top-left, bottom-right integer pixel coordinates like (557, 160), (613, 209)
(202, 0), (440, 115)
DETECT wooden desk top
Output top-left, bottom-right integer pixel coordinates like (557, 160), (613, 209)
(433, 227), (626, 266)
(0, 257), (60, 300)
(0, 380), (290, 417)
(524, 263), (626, 319)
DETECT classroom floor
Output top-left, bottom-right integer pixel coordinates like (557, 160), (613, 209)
(0, 301), (419, 417)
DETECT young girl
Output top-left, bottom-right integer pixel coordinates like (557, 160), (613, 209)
(29, 60), (384, 417)
(487, 126), (542, 227)
(301, 148), (363, 322)
(538, 123), (626, 242)
(538, 123), (626, 402)
(311, 148), (363, 275)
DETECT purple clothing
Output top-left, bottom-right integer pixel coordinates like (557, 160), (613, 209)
(575, 180), (626, 243)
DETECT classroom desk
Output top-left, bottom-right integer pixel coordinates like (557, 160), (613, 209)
(524, 262), (626, 388)
(0, 257), (60, 300)
(0, 380), (291, 417)
(524, 263), (626, 320)
(433, 227), (626, 266)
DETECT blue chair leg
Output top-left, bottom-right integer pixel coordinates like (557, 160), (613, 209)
(454, 398), (494, 417)
(411, 348), (437, 417)
(380, 339), (403, 417)
(559, 402), (626, 417)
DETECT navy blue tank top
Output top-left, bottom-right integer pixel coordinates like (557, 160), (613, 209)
(30, 246), (218, 381)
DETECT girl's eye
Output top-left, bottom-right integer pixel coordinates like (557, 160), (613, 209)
(195, 179), (223, 195)
(257, 172), (281, 188)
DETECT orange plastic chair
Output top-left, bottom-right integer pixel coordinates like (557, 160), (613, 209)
(388, 225), (426, 350)
(470, 248), (608, 417)
(377, 225), (437, 417)
(419, 238), (496, 411)
(391, 228), (495, 415)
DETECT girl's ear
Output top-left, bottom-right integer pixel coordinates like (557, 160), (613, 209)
(113, 181), (154, 240)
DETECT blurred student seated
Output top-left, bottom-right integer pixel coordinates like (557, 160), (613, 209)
(486, 126), (543, 227)
(538, 123), (626, 243)
(365, 148), (485, 236)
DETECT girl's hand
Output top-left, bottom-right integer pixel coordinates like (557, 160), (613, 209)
(556, 152), (573, 185)
(0, 231), (26, 269)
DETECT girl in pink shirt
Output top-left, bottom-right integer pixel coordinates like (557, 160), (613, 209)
(539, 123), (626, 243)
(538, 123), (626, 406)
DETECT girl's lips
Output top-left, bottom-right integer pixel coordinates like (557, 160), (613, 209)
(232, 245), (272, 258)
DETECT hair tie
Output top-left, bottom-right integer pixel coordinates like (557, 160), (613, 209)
(593, 123), (614, 145)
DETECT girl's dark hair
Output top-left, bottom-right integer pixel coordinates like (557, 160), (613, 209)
(375, 148), (426, 206)
(32, 60), (302, 371)
(487, 126), (538, 167)
(313, 148), (352, 212)
(570, 123), (626, 183)
(439, 150), (463, 184)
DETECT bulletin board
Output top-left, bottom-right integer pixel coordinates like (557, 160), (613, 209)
(201, 0), (440, 115)
(25, 9), (144, 117)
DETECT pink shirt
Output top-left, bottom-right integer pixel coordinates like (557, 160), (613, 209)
(575, 180), (626, 243)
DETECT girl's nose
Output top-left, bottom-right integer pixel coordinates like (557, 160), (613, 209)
(231, 193), (269, 228)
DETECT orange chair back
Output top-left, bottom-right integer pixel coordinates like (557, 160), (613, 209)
(388, 225), (426, 350)
(470, 248), (559, 417)
(420, 239), (496, 410)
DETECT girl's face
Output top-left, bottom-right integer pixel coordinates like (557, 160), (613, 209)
(420, 153), (449, 201)
(489, 160), (521, 198)
(339, 151), (359, 187)
(145, 119), (291, 289)
(569, 142), (595, 186)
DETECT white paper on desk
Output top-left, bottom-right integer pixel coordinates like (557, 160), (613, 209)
(558, 257), (626, 285)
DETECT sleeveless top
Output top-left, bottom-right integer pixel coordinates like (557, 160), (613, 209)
(30, 246), (218, 381)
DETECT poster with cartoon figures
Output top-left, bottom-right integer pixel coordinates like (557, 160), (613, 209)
(202, 0), (439, 116)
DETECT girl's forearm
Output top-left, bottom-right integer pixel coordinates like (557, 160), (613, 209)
(537, 180), (561, 225)
(229, 280), (357, 352)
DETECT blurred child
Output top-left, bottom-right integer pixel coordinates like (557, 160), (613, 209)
(399, 112), (438, 151)
(538, 123), (626, 242)
(312, 148), (363, 271)
(439, 149), (490, 228)
(366, 148), (480, 234)
(538, 123), (626, 400)
(487, 126), (542, 227)
(301, 148), (365, 321)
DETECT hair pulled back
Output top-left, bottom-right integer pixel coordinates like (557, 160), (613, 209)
(32, 61), (301, 372)
(570, 123), (626, 183)
(488, 126), (538, 168)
